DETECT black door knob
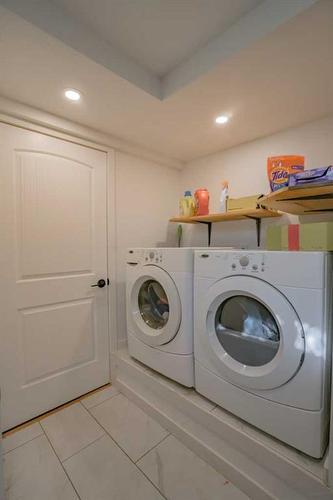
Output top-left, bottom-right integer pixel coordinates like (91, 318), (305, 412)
(91, 279), (106, 288)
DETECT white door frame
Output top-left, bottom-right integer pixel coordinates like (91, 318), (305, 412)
(0, 107), (118, 381)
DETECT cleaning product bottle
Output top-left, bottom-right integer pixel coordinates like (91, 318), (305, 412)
(194, 188), (209, 216)
(220, 181), (229, 212)
(179, 191), (196, 217)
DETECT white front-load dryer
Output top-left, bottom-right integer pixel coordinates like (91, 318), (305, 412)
(194, 250), (332, 457)
(126, 247), (195, 386)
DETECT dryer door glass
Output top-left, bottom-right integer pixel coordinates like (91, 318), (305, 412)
(138, 280), (169, 329)
(215, 295), (280, 366)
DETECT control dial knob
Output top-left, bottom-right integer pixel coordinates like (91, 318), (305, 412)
(239, 256), (249, 267)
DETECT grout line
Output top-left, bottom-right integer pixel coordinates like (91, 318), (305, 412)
(3, 430), (45, 455)
(42, 426), (83, 500)
(61, 434), (106, 464)
(82, 389), (120, 411)
(39, 402), (107, 462)
(133, 458), (168, 500)
(135, 432), (170, 464)
(87, 401), (168, 500)
(83, 392), (122, 414)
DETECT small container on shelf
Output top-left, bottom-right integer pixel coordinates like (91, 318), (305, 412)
(179, 190), (196, 217)
(227, 194), (263, 212)
(219, 181), (229, 213)
(194, 188), (209, 216)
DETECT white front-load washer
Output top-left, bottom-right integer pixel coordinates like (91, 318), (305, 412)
(126, 247), (195, 387)
(194, 250), (332, 457)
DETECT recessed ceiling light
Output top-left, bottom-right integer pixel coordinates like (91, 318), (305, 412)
(64, 89), (81, 101)
(215, 115), (229, 124)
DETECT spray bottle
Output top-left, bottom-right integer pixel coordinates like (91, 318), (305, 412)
(220, 181), (229, 213)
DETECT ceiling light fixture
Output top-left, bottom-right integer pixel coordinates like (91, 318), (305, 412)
(215, 115), (229, 124)
(64, 89), (81, 101)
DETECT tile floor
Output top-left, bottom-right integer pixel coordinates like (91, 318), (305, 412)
(3, 386), (249, 500)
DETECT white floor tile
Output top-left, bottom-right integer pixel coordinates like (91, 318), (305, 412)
(81, 385), (119, 409)
(4, 434), (78, 500)
(41, 402), (105, 461)
(90, 394), (169, 462)
(3, 423), (44, 454)
(137, 434), (249, 500)
(63, 434), (163, 500)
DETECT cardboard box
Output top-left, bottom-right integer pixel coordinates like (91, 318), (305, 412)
(267, 222), (333, 251)
(266, 225), (299, 251)
(300, 222), (333, 251)
(266, 226), (282, 250)
(227, 194), (263, 212)
(289, 166), (333, 188)
(267, 155), (304, 192)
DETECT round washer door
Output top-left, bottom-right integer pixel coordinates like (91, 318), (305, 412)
(204, 276), (305, 390)
(130, 266), (181, 347)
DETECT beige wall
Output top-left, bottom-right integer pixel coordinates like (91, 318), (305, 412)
(180, 114), (333, 248)
(115, 151), (180, 344)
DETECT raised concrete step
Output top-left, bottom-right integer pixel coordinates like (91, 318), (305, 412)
(113, 349), (331, 500)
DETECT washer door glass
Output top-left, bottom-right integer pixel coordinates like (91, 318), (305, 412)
(215, 296), (280, 367)
(129, 266), (181, 347)
(138, 280), (169, 329)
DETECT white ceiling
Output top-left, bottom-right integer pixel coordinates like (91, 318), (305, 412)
(0, 0), (331, 163)
(52, 0), (262, 77)
(1, 0), (317, 98)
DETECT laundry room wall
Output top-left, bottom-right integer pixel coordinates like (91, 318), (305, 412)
(180, 114), (333, 249)
(115, 151), (180, 346)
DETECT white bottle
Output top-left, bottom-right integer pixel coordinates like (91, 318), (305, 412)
(220, 181), (229, 212)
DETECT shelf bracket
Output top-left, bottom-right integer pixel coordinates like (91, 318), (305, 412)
(196, 221), (212, 246)
(246, 216), (262, 247)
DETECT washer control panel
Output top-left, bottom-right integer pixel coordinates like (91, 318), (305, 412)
(127, 248), (163, 265)
(144, 249), (163, 264)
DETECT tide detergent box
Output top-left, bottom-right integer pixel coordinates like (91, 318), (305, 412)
(267, 155), (304, 192)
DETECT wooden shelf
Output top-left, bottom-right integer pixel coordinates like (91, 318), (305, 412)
(261, 184), (333, 215)
(191, 208), (281, 223)
(169, 208), (281, 246)
(169, 216), (198, 224)
(170, 208), (281, 224)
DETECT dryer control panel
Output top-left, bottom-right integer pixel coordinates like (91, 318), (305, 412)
(231, 253), (266, 274)
(195, 249), (328, 288)
(195, 250), (267, 276)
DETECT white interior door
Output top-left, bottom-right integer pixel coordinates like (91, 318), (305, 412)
(0, 123), (110, 430)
